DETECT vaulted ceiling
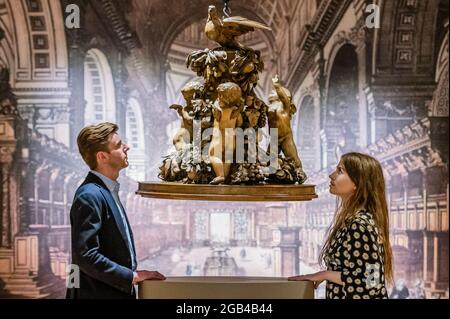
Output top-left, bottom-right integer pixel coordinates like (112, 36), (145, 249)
(128, 0), (303, 104)
(130, 0), (300, 58)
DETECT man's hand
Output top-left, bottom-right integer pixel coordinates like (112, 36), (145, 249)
(132, 270), (166, 284)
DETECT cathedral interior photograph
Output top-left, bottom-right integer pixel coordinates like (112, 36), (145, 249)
(0, 0), (448, 300)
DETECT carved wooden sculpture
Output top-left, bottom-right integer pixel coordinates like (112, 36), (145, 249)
(169, 80), (205, 151)
(159, 5), (308, 186)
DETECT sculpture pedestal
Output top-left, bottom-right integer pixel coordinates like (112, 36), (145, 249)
(137, 182), (317, 202)
(136, 183), (318, 300)
(138, 277), (314, 299)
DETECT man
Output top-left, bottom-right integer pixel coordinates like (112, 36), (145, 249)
(67, 122), (165, 299)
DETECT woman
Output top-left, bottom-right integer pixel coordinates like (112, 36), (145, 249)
(289, 152), (393, 299)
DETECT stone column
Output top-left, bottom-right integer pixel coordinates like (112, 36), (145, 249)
(186, 210), (192, 241)
(68, 44), (87, 150)
(310, 42), (327, 170)
(249, 211), (256, 246)
(144, 54), (171, 179)
(63, 173), (76, 226)
(19, 161), (36, 233)
(65, 6), (88, 151)
(422, 230), (433, 284)
(206, 213), (211, 243)
(433, 232), (449, 295)
(113, 51), (130, 135)
(0, 63), (21, 276)
(0, 156), (13, 248)
(230, 212), (235, 244)
(0, 67), (20, 249)
(49, 168), (60, 226)
(354, 24), (371, 148)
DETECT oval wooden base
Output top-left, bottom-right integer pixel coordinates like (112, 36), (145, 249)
(137, 182), (318, 202)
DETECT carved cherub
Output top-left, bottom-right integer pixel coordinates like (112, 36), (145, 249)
(170, 81), (205, 151)
(209, 82), (244, 185)
(267, 75), (307, 183)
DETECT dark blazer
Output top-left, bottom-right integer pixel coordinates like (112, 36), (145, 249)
(66, 172), (137, 299)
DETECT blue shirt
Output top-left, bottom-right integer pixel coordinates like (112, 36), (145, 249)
(91, 170), (136, 271)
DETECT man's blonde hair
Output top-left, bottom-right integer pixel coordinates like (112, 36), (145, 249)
(77, 122), (118, 170)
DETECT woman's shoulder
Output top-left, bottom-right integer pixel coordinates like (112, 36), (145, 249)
(354, 209), (376, 224)
(345, 209), (377, 232)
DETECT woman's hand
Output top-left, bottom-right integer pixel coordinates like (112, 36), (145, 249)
(288, 271), (343, 288)
(288, 271), (326, 289)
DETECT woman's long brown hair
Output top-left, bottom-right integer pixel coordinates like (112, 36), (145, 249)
(319, 152), (393, 284)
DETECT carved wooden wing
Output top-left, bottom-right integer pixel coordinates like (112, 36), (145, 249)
(222, 16), (272, 36)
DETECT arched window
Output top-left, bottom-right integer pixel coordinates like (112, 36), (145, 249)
(84, 48), (116, 125)
(326, 44), (359, 165)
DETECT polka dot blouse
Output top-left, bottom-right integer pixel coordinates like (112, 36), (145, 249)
(324, 210), (388, 299)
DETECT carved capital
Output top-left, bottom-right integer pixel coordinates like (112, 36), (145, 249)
(300, 82), (321, 102)
(334, 19), (369, 50)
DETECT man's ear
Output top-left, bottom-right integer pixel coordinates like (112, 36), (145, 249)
(96, 151), (107, 166)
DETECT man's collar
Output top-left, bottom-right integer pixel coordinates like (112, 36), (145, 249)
(90, 170), (120, 194)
